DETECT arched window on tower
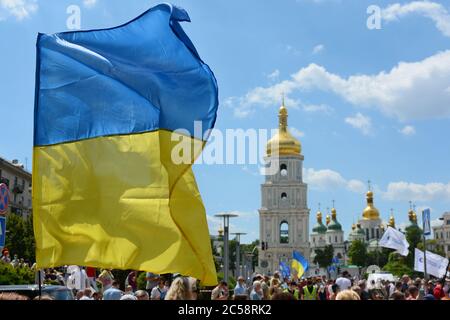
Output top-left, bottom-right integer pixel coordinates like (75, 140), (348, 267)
(280, 221), (289, 244)
(280, 164), (288, 177)
(281, 192), (287, 200)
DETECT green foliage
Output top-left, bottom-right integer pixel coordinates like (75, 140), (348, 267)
(348, 240), (368, 267)
(137, 271), (147, 290)
(217, 271), (236, 289)
(417, 240), (446, 257)
(367, 247), (391, 267)
(405, 226), (423, 268)
(4, 214), (36, 263)
(313, 245), (334, 269)
(382, 254), (413, 277)
(0, 262), (34, 285)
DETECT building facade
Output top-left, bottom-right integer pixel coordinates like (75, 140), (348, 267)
(258, 101), (310, 275)
(433, 212), (450, 259)
(0, 157), (32, 218)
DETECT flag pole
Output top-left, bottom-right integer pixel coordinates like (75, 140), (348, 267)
(422, 224), (428, 281)
(38, 269), (42, 300)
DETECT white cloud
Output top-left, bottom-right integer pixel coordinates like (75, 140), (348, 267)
(302, 103), (333, 114)
(312, 44), (325, 55)
(83, 0), (97, 8)
(383, 181), (450, 202)
(290, 127), (305, 138)
(345, 113), (372, 135)
(267, 69), (280, 81)
(0, 0), (38, 21)
(382, 1), (450, 37)
(226, 51), (450, 121)
(399, 125), (416, 136)
(303, 168), (366, 193)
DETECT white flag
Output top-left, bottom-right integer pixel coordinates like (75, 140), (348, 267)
(414, 248), (449, 278)
(379, 226), (409, 256)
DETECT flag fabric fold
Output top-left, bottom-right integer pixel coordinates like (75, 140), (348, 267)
(291, 251), (308, 279)
(379, 226), (409, 256)
(414, 248), (449, 278)
(33, 3), (218, 285)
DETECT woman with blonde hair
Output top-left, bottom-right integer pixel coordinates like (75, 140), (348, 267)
(165, 276), (198, 300)
(336, 289), (361, 300)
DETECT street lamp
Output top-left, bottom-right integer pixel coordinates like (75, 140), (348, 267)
(231, 232), (247, 279)
(214, 213), (238, 284)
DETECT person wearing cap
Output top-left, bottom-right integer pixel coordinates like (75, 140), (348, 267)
(233, 276), (248, 297)
(335, 271), (352, 292)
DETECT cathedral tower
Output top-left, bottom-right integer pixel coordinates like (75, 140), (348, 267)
(258, 100), (310, 275)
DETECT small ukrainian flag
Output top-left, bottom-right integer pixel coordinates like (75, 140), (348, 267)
(291, 251), (309, 278)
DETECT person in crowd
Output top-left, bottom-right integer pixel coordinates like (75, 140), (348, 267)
(329, 283), (339, 300)
(211, 280), (228, 300)
(0, 293), (29, 300)
(125, 271), (138, 293)
(103, 280), (123, 300)
(269, 278), (282, 298)
(233, 276), (247, 298)
(261, 275), (270, 299)
(401, 274), (410, 293)
(165, 276), (198, 300)
(357, 280), (370, 300)
(135, 290), (150, 300)
(151, 278), (169, 300)
(92, 292), (103, 300)
(284, 281), (300, 300)
(423, 293), (436, 300)
(433, 279), (446, 300)
(86, 267), (98, 292)
(79, 288), (94, 300)
(120, 290), (137, 300)
(335, 271), (351, 291)
(250, 280), (263, 300)
(0, 248), (11, 263)
(336, 289), (361, 300)
(406, 285), (419, 300)
(145, 272), (160, 295)
(98, 269), (114, 292)
(271, 291), (296, 300)
(390, 291), (406, 300)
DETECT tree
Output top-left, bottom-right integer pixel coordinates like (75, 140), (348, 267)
(4, 214), (36, 264)
(405, 226), (423, 268)
(367, 247), (391, 267)
(313, 245), (334, 271)
(418, 239), (446, 257)
(348, 240), (368, 267)
(383, 253), (413, 277)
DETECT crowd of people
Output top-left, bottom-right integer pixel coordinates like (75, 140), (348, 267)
(2, 248), (449, 301)
(210, 271), (450, 301)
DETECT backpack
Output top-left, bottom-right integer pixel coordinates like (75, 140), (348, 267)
(158, 287), (166, 300)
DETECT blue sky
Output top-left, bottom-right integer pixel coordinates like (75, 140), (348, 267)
(1, 0), (450, 244)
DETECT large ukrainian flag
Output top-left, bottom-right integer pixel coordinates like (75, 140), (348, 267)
(33, 4), (218, 285)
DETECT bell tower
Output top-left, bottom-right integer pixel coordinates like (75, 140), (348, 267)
(258, 100), (310, 275)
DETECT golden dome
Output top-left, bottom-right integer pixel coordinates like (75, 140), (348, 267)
(351, 223), (356, 230)
(266, 101), (301, 156)
(388, 214), (396, 229)
(362, 190), (380, 220)
(331, 208), (337, 220)
(408, 209), (417, 223)
(325, 214), (331, 225)
(317, 210), (323, 221)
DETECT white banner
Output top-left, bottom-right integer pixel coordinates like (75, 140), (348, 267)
(414, 248), (449, 278)
(379, 226), (409, 256)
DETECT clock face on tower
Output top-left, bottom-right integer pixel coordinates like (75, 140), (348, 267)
(260, 260), (269, 268)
